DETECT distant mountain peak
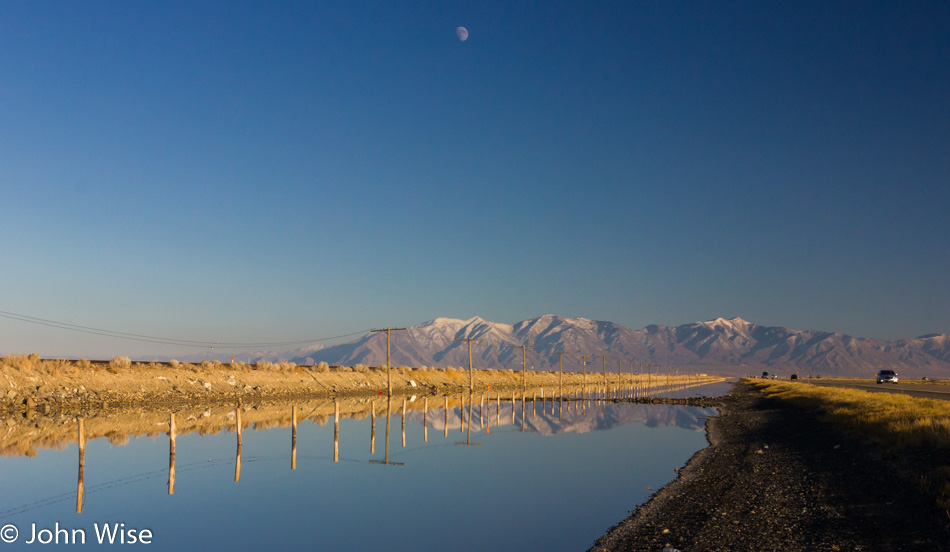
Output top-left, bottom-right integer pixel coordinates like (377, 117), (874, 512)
(693, 316), (753, 334)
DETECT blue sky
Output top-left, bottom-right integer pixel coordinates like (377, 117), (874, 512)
(2, 1), (949, 357)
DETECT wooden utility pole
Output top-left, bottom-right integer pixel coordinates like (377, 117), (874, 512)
(371, 327), (407, 397)
(578, 355), (590, 402)
(512, 344), (534, 390)
(455, 337), (482, 392)
(617, 359), (622, 399)
(630, 359), (636, 397)
(552, 351), (568, 399)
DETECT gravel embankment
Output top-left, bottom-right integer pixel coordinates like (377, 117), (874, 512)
(591, 382), (949, 552)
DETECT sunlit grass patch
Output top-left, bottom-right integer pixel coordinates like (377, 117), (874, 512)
(749, 379), (950, 449)
(748, 379), (950, 516)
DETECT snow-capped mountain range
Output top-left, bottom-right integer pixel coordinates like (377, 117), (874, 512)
(175, 315), (950, 379)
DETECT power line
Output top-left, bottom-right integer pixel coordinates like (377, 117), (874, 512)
(0, 309), (370, 350)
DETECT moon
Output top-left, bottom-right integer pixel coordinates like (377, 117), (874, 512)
(456, 26), (469, 41)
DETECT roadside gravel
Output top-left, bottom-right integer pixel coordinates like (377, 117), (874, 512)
(590, 382), (949, 552)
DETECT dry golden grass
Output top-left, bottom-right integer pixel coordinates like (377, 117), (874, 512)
(818, 377), (950, 386)
(749, 379), (950, 449)
(748, 379), (950, 514)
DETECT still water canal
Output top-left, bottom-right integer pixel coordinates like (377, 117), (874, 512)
(0, 385), (724, 551)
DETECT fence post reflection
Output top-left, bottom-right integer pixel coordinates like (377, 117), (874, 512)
(454, 393), (481, 447)
(479, 393), (485, 430)
(520, 392), (526, 432)
(467, 396), (473, 443)
(235, 408), (243, 482)
(168, 413), (176, 495)
(385, 396), (392, 464)
(292, 405), (298, 470)
(77, 418), (85, 513)
(496, 394), (500, 427)
(367, 394), (405, 467)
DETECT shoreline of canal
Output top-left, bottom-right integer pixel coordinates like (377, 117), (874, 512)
(590, 381), (950, 551)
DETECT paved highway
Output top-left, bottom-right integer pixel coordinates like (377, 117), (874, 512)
(804, 379), (950, 400)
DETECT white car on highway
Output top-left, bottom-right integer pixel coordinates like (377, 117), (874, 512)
(876, 369), (898, 384)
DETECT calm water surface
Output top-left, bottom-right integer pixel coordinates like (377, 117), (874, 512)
(0, 385), (723, 551)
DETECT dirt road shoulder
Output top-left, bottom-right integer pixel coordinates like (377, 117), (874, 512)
(590, 382), (949, 551)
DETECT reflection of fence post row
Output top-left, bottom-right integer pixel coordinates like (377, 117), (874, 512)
(371, 400), (376, 454)
(454, 394), (481, 446)
(334, 401), (340, 462)
(479, 394), (485, 430)
(385, 396), (391, 464)
(496, 394), (500, 427)
(77, 418), (85, 514)
(401, 398), (406, 448)
(366, 395), (405, 467)
(235, 408), (242, 482)
(467, 397), (474, 444)
(444, 396), (448, 438)
(168, 413), (176, 495)
(292, 405), (298, 470)
(520, 392), (526, 432)
(424, 396), (428, 443)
